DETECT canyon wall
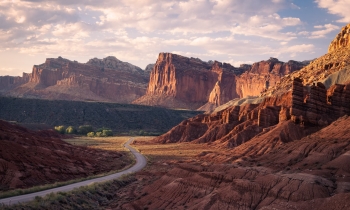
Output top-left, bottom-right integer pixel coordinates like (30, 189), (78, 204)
(0, 73), (30, 92)
(1, 54), (305, 108)
(328, 23), (350, 53)
(134, 53), (306, 110)
(262, 25), (350, 97)
(155, 78), (350, 149)
(2, 56), (149, 103)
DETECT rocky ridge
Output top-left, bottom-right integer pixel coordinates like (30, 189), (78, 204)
(1, 56), (149, 103)
(329, 23), (350, 53)
(134, 53), (306, 110)
(125, 115), (350, 209)
(155, 77), (350, 149)
(262, 25), (350, 97)
(0, 73), (30, 92)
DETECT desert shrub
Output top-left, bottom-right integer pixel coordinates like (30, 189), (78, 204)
(78, 125), (93, 135)
(65, 126), (76, 134)
(54, 125), (66, 134)
(95, 132), (103, 137)
(87, 132), (95, 137)
(96, 127), (110, 132)
(102, 129), (113, 137)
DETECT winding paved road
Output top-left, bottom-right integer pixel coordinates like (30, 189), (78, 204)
(0, 138), (147, 206)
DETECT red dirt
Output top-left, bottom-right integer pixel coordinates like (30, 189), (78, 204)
(115, 115), (350, 210)
(0, 120), (129, 191)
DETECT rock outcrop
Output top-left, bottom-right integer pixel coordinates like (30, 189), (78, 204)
(1, 56), (149, 103)
(126, 115), (350, 210)
(329, 23), (350, 53)
(0, 73), (30, 92)
(289, 78), (350, 126)
(144, 64), (155, 74)
(262, 24), (350, 97)
(134, 53), (306, 110)
(154, 91), (292, 146)
(154, 77), (350, 149)
(234, 58), (306, 98)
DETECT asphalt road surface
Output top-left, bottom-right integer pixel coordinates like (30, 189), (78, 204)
(0, 138), (147, 206)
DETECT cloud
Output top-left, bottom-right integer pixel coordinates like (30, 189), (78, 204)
(0, 0), (318, 74)
(225, 59), (255, 67)
(290, 3), (301, 9)
(0, 67), (24, 76)
(315, 0), (350, 22)
(309, 24), (340, 39)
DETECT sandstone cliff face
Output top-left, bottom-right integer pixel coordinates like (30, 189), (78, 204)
(0, 73), (30, 92)
(235, 58), (306, 99)
(154, 77), (350, 149)
(155, 28), (350, 143)
(134, 53), (305, 110)
(262, 25), (350, 97)
(329, 23), (350, 53)
(207, 61), (240, 106)
(129, 116), (350, 210)
(147, 53), (215, 103)
(3, 56), (149, 103)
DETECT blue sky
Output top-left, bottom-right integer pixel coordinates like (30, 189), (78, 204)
(0, 0), (349, 76)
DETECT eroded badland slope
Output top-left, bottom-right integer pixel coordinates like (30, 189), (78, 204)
(114, 23), (350, 210)
(0, 120), (129, 191)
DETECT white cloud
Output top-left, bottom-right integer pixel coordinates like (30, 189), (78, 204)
(290, 3), (301, 9)
(315, 0), (350, 22)
(309, 24), (340, 39)
(298, 31), (310, 36)
(0, 0), (324, 75)
(226, 59), (255, 67)
(0, 67), (24, 76)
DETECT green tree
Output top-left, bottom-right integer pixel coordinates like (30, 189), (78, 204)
(95, 132), (103, 137)
(138, 130), (145, 136)
(78, 125), (93, 135)
(87, 132), (95, 137)
(96, 127), (110, 132)
(102, 129), (113, 137)
(65, 126), (76, 134)
(54, 125), (66, 134)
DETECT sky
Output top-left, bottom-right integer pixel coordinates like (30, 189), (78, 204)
(0, 0), (350, 76)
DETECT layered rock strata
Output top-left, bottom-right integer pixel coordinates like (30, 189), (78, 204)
(155, 78), (350, 149)
(2, 56), (149, 103)
(134, 53), (306, 110)
(0, 73), (30, 92)
(262, 24), (350, 97)
(126, 116), (350, 210)
(329, 23), (350, 53)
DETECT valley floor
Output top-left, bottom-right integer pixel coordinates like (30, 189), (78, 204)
(3, 115), (350, 209)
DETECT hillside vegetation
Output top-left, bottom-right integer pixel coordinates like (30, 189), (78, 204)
(0, 97), (201, 134)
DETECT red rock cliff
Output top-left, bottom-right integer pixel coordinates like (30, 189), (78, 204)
(135, 53), (306, 110)
(3, 56), (149, 103)
(0, 73), (30, 92)
(328, 23), (350, 53)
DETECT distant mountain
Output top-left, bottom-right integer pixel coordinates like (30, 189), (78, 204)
(133, 53), (307, 110)
(0, 56), (149, 103)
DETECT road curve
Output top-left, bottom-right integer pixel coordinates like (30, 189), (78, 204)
(0, 138), (147, 206)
